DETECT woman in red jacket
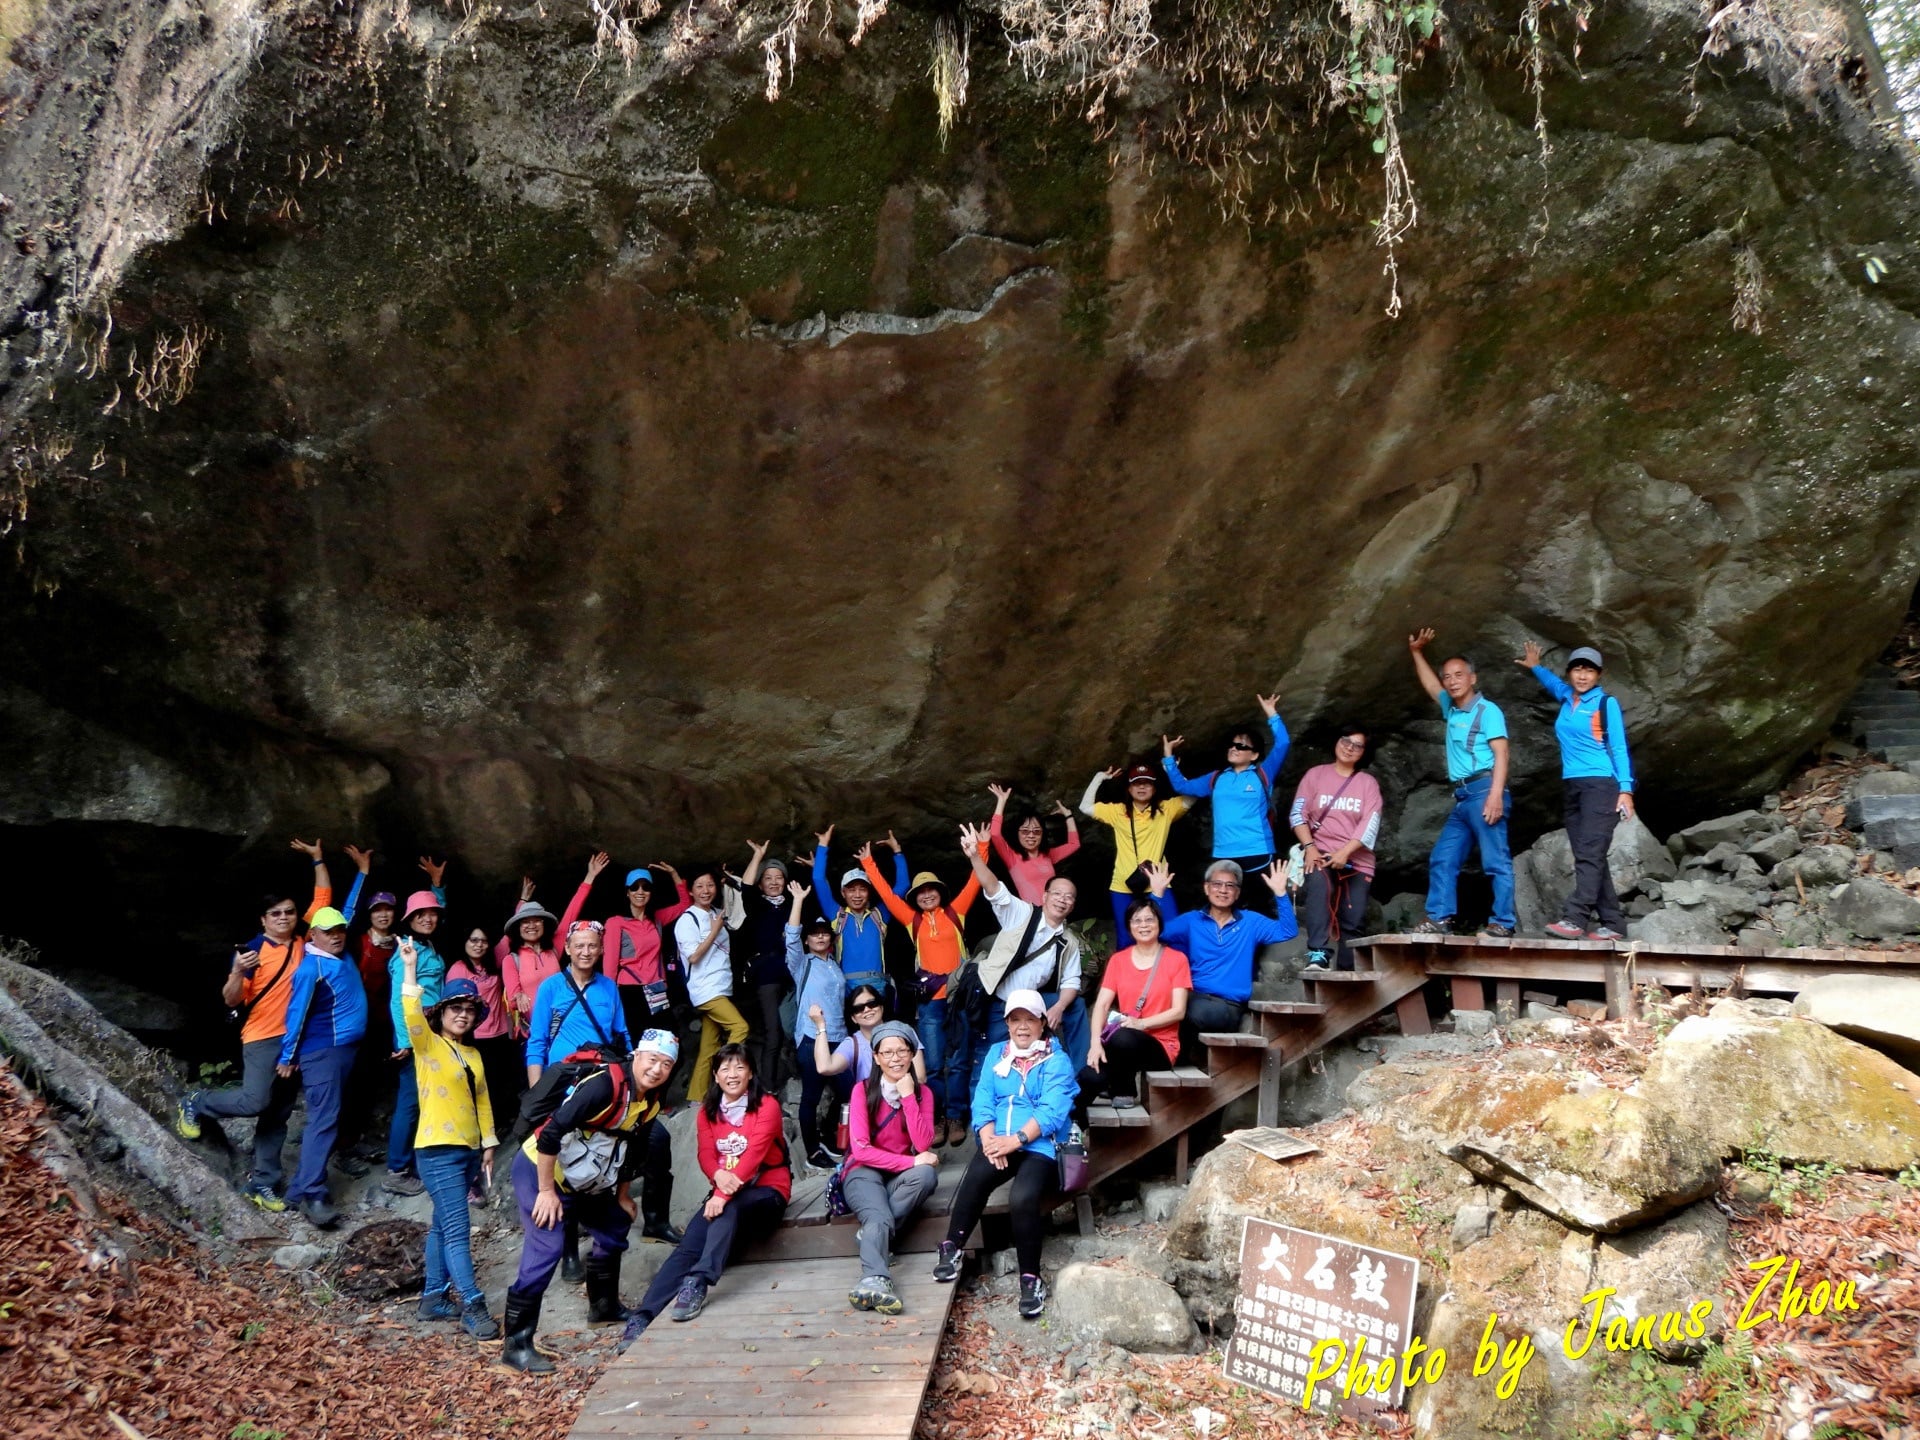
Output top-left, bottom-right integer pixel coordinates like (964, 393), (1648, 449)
(624, 1043), (790, 1336)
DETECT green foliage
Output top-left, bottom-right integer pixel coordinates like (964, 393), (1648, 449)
(239, 1321), (268, 1344)
(1897, 1161), (1920, 1188)
(197, 1060), (234, 1086)
(1582, 1336), (1758, 1440)
(231, 1423), (286, 1440)
(1739, 1138), (1846, 1214)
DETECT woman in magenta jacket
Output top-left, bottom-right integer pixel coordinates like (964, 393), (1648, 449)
(839, 1020), (939, 1315)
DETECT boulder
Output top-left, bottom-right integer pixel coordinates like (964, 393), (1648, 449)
(1589, 1201), (1730, 1359)
(1403, 1071), (1721, 1231)
(1381, 892), (1427, 935)
(1452, 1008), (1495, 1037)
(1566, 999), (1608, 1021)
(1745, 828), (1802, 867)
(1627, 906), (1728, 946)
(1139, 1181), (1187, 1224)
(1655, 878), (1760, 927)
(1790, 975), (1920, 1071)
(1672, 811), (1763, 855)
(1854, 770), (1920, 798)
(1827, 877), (1920, 939)
(1451, 1203), (1495, 1250)
(1346, 1059), (1455, 1111)
(272, 1243), (330, 1270)
(1611, 816), (1679, 890)
(1050, 1263), (1197, 1353)
(1845, 792), (1920, 829)
(1637, 1008), (1920, 1170)
(1769, 844), (1859, 888)
(1515, 819), (1677, 933)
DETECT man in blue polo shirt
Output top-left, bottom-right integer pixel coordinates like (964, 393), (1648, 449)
(1408, 627), (1515, 937)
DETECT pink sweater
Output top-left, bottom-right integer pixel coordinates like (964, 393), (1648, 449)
(846, 1080), (936, 1173)
(497, 881), (592, 1035)
(1289, 765), (1386, 878)
(989, 813), (1082, 906)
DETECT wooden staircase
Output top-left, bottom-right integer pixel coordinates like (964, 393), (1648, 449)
(1078, 950), (1431, 1186)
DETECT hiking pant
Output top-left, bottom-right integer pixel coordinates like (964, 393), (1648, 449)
(843, 1163), (936, 1281)
(510, 1150), (633, 1298)
(753, 981), (791, 1094)
(1178, 992), (1247, 1063)
(1079, 1026), (1168, 1108)
(1301, 866), (1371, 970)
(387, 1058), (420, 1175)
(945, 1148), (1057, 1277)
(195, 1037), (299, 1192)
(794, 1042), (852, 1156)
(632, 1185), (786, 1325)
(285, 1042), (354, 1206)
(691, 996), (750, 1101)
(1562, 778), (1626, 930)
(420, 1144), (485, 1303)
(1109, 892), (1137, 943)
(1425, 776), (1516, 930)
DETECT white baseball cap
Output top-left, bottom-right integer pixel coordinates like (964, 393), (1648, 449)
(1004, 988), (1048, 1021)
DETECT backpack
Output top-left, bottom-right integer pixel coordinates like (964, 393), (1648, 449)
(497, 1044), (633, 1157)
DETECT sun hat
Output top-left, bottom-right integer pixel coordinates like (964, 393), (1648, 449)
(506, 900), (558, 929)
(869, 1020), (921, 1055)
(430, 977), (488, 1023)
(1568, 646), (1605, 671)
(307, 906), (348, 931)
(1003, 988), (1048, 1022)
(401, 890), (442, 922)
(625, 868), (653, 889)
(907, 871), (948, 900)
(633, 1029), (680, 1064)
(368, 891), (398, 911)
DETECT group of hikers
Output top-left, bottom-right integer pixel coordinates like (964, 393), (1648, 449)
(169, 631), (1636, 1366)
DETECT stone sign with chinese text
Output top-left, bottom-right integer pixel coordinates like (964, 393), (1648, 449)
(1221, 1217), (1421, 1419)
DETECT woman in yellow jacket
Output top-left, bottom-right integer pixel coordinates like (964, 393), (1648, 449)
(399, 936), (500, 1341)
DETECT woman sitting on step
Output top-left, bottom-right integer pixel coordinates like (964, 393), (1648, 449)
(1078, 898), (1190, 1112)
(841, 1021), (941, 1315)
(932, 988), (1077, 1322)
(624, 1043), (792, 1339)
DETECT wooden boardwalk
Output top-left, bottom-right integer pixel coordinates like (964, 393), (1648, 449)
(567, 1256), (958, 1439)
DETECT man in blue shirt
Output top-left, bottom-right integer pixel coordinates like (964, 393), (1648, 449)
(1146, 858), (1297, 1042)
(275, 907), (368, 1229)
(1409, 628), (1516, 937)
(1162, 695), (1290, 914)
(526, 922), (631, 1077)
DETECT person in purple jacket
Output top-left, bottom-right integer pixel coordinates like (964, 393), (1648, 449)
(1519, 641), (1636, 941)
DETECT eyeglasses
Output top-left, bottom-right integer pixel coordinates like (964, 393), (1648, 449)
(1206, 879), (1242, 890)
(265, 908), (297, 919)
(1337, 736), (1367, 749)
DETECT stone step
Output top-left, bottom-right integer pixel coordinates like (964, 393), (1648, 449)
(1862, 817), (1920, 866)
(1864, 728), (1920, 746)
(1847, 794), (1920, 827)
(1885, 746), (1920, 766)
(1848, 703), (1920, 721)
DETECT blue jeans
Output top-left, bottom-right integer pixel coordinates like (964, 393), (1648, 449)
(285, 1043), (354, 1205)
(1425, 777), (1516, 929)
(387, 1059), (420, 1174)
(1109, 892), (1134, 944)
(419, 1144), (484, 1303)
(917, 997), (960, 1118)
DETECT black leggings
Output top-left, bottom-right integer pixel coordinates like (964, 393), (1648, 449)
(1078, 1026), (1168, 1108)
(945, 1148), (1058, 1277)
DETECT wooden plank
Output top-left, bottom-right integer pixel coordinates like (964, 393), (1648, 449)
(1413, 952), (1899, 994)
(1304, 971), (1378, 983)
(1086, 1104), (1153, 1128)
(1495, 980), (1521, 1017)
(1353, 934), (1920, 968)
(1249, 1000), (1329, 1016)
(1256, 1047), (1283, 1127)
(1199, 1031), (1268, 1047)
(1145, 1066), (1212, 1087)
(572, 1413), (920, 1435)
(1175, 1130), (1190, 1185)
(1394, 989), (1433, 1037)
(1450, 977), (1486, 1012)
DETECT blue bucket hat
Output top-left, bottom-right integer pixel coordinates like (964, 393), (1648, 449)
(431, 978), (488, 1023)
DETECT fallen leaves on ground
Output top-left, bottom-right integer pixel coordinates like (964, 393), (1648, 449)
(0, 1062), (617, 1440)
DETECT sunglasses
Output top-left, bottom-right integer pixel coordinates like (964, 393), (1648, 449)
(1228, 740), (1257, 751)
(852, 1000), (883, 1013)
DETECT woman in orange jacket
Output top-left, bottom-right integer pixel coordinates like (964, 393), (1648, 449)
(858, 843), (980, 1145)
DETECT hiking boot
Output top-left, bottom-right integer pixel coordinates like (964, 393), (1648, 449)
(616, 1309), (650, 1354)
(173, 1094), (202, 1141)
(848, 1277), (881, 1311)
(1302, 949), (1331, 972)
(1478, 923), (1517, 939)
(670, 1278), (707, 1322)
(501, 1289), (555, 1373)
(1018, 1273), (1049, 1320)
(869, 1276), (903, 1315)
(1586, 926), (1626, 942)
(1544, 920), (1586, 940)
(1409, 918), (1451, 936)
(932, 1241), (962, 1283)
(382, 1170), (424, 1197)
(334, 1152), (371, 1178)
(641, 1219), (684, 1246)
(583, 1254), (629, 1324)
(243, 1183), (286, 1213)
(946, 1119), (970, 1148)
(808, 1145), (841, 1171)
(419, 1287), (459, 1322)
(299, 1197), (341, 1229)
(461, 1297), (501, 1340)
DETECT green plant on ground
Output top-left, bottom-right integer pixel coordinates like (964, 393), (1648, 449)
(1896, 1161), (1920, 1189)
(1580, 1336), (1758, 1440)
(231, 1424), (287, 1440)
(196, 1060), (234, 1087)
(1740, 1139), (1846, 1213)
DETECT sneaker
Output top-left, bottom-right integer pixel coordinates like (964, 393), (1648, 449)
(461, 1297), (501, 1339)
(173, 1094), (202, 1141)
(808, 1146), (841, 1171)
(419, 1288), (459, 1321)
(1544, 920), (1586, 940)
(334, 1153), (371, 1178)
(1586, 926), (1626, 942)
(670, 1278), (707, 1322)
(1110, 1093), (1139, 1110)
(848, 1277), (882, 1311)
(1410, 918), (1451, 936)
(869, 1276), (903, 1316)
(1478, 923), (1517, 939)
(932, 1241), (962, 1284)
(243, 1183), (286, 1213)
(299, 1197), (341, 1229)
(383, 1170), (425, 1196)
(1018, 1273), (1048, 1320)
(1303, 949), (1331, 971)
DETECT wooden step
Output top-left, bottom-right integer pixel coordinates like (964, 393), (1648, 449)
(1086, 1103), (1154, 1128)
(1146, 1066), (1212, 1088)
(1198, 1031), (1269, 1047)
(1249, 1000), (1329, 1016)
(1305, 971), (1378, 983)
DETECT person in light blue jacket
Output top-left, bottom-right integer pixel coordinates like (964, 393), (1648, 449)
(1520, 640), (1636, 941)
(384, 874), (448, 1194)
(1162, 696), (1290, 913)
(931, 989), (1076, 1321)
(276, 907), (367, 1228)
(783, 880), (852, 1164)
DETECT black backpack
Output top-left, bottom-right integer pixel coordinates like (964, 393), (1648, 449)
(497, 1043), (633, 1156)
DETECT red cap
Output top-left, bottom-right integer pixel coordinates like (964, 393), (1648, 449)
(1125, 764), (1158, 785)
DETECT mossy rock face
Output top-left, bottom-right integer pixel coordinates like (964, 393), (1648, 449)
(1638, 1007), (1920, 1171)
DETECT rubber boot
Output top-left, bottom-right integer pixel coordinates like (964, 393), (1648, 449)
(560, 1217), (583, 1284)
(500, 1287), (556, 1374)
(583, 1252), (630, 1324)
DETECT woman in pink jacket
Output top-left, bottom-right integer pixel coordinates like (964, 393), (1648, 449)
(987, 785), (1081, 905)
(496, 853), (604, 1039)
(839, 1020), (939, 1315)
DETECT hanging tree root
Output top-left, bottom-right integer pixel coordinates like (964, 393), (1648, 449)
(0, 980), (282, 1245)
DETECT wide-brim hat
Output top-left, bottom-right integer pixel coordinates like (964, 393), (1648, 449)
(429, 977), (488, 1023)
(907, 871), (948, 901)
(401, 890), (443, 922)
(507, 900), (558, 930)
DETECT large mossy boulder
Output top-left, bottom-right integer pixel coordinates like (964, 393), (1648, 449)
(1636, 1004), (1920, 1170)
